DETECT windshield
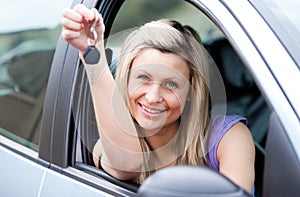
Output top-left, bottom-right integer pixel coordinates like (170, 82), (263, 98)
(251, 0), (300, 67)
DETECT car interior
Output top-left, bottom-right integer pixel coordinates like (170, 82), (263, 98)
(70, 0), (270, 196)
(73, 39), (269, 194)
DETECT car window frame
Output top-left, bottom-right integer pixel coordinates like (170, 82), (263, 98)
(219, 0), (300, 165)
(249, 0), (300, 69)
(34, 0), (300, 196)
(70, 0), (272, 195)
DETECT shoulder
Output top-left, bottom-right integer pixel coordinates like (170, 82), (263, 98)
(207, 115), (247, 150)
(217, 121), (254, 160)
(216, 119), (255, 194)
(206, 115), (255, 194)
(210, 115), (247, 130)
(208, 114), (253, 157)
(206, 115), (249, 170)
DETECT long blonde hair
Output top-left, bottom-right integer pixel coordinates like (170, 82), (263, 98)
(115, 19), (211, 183)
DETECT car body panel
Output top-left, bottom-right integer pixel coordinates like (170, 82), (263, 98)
(197, 0), (300, 160)
(263, 113), (300, 196)
(0, 0), (299, 196)
(0, 137), (113, 196)
(221, 0), (300, 161)
(0, 138), (42, 196)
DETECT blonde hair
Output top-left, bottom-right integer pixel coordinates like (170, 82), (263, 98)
(115, 19), (211, 183)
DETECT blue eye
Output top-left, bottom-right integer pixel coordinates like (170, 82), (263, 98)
(138, 75), (150, 81)
(164, 81), (178, 89)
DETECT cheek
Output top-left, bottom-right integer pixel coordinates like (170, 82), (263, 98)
(167, 93), (186, 112)
(128, 84), (144, 109)
(127, 79), (135, 96)
(128, 89), (136, 107)
(165, 96), (185, 124)
(173, 90), (189, 111)
(128, 77), (143, 96)
(128, 79), (139, 112)
(128, 91), (138, 118)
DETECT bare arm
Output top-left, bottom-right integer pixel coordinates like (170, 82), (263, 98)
(217, 122), (255, 194)
(62, 4), (142, 180)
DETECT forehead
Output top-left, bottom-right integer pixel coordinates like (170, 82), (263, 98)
(131, 48), (190, 80)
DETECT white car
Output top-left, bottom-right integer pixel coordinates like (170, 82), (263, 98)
(0, 0), (299, 196)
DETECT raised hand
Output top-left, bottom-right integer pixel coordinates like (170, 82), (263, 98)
(61, 4), (105, 51)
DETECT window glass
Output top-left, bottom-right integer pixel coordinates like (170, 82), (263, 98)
(77, 0), (225, 166)
(104, 0), (269, 144)
(107, 0), (224, 49)
(78, 0), (268, 162)
(75, 1), (269, 196)
(0, 0), (72, 150)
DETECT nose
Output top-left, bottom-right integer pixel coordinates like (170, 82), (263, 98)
(145, 83), (163, 104)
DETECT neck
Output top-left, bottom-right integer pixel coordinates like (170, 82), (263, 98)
(144, 120), (179, 150)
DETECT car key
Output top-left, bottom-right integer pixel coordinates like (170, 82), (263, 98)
(83, 45), (101, 64)
(83, 8), (101, 64)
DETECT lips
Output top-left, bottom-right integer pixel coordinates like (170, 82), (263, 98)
(139, 103), (166, 115)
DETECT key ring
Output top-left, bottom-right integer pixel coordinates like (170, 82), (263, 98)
(87, 8), (99, 47)
(83, 8), (101, 64)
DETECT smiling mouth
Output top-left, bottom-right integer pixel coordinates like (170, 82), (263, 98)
(139, 103), (166, 114)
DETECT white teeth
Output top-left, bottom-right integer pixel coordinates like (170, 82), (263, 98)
(142, 105), (165, 114)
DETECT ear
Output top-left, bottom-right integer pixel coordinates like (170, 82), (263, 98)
(186, 88), (192, 102)
(186, 97), (191, 102)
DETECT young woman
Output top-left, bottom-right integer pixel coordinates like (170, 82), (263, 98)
(62, 4), (255, 194)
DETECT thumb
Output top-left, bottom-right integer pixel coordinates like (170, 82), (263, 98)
(90, 10), (105, 41)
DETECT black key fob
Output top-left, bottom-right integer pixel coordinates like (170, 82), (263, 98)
(83, 46), (101, 64)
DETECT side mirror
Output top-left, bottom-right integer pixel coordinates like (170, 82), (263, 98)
(137, 166), (250, 197)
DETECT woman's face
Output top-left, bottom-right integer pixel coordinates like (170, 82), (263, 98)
(128, 48), (191, 134)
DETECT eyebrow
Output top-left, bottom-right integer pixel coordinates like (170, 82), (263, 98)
(132, 69), (152, 79)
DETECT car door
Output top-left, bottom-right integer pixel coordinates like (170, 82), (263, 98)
(0, 0), (81, 196)
(76, 1), (298, 196)
(64, 0), (272, 196)
(0, 0), (121, 196)
(37, 0), (300, 196)
(199, 0), (300, 196)
(2, 0), (299, 196)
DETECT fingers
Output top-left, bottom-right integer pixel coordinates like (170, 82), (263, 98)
(62, 8), (83, 24)
(61, 14), (82, 31)
(78, 6), (105, 37)
(73, 4), (96, 22)
(62, 5), (95, 32)
(61, 9), (82, 41)
(61, 4), (105, 49)
(61, 29), (80, 41)
(95, 13), (105, 31)
(94, 13), (105, 41)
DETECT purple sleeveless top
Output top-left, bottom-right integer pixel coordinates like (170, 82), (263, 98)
(206, 114), (247, 170)
(206, 115), (255, 196)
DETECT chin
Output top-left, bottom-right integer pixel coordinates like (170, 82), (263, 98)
(137, 120), (164, 135)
